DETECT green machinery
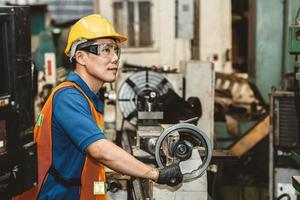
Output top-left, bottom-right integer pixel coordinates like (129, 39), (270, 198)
(289, 9), (300, 80)
(268, 5), (300, 200)
(289, 25), (300, 54)
(248, 0), (300, 101)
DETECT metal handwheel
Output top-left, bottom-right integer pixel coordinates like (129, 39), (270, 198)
(155, 123), (213, 181)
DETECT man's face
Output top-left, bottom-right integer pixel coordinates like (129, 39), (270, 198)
(82, 38), (120, 83)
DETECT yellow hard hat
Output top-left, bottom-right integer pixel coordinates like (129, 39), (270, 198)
(65, 14), (127, 57)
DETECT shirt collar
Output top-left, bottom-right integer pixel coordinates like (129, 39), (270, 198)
(67, 71), (104, 112)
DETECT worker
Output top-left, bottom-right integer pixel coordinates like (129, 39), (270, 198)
(13, 14), (182, 200)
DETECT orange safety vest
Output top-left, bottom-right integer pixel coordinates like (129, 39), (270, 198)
(13, 82), (107, 200)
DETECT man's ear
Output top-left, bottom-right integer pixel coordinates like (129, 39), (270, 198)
(74, 51), (87, 66)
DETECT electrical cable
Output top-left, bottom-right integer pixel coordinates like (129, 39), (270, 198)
(295, 6), (300, 25)
(277, 193), (291, 200)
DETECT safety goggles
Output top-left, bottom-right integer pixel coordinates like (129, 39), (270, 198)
(79, 43), (121, 59)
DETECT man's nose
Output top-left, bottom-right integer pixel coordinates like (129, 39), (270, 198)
(111, 51), (119, 63)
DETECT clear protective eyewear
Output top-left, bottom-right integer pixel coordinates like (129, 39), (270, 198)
(79, 43), (121, 59)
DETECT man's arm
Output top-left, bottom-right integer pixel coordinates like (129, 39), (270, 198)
(86, 139), (158, 181)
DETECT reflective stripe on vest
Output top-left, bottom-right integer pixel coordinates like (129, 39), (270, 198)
(13, 82), (107, 200)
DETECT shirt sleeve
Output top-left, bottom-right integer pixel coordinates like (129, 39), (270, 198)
(53, 87), (106, 152)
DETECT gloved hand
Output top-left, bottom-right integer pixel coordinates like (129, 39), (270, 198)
(156, 163), (183, 187)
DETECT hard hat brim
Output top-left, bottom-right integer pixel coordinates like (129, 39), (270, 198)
(108, 34), (128, 43)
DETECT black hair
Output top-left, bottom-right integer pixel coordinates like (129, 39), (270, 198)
(71, 58), (76, 69)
